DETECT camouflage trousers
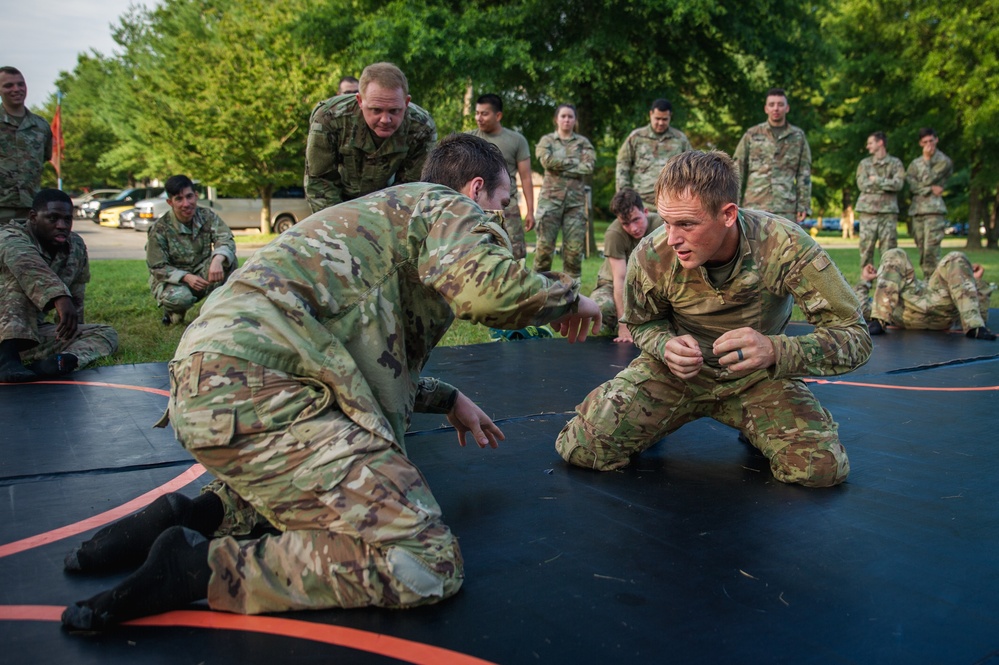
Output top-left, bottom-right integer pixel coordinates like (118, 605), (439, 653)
(167, 352), (463, 615)
(150, 256), (235, 316)
(910, 213), (946, 277)
(555, 353), (849, 488)
(589, 282), (619, 336)
(534, 196), (586, 278)
(501, 201), (527, 261)
(857, 212), (898, 269)
(0, 288), (118, 367)
(871, 248), (989, 332)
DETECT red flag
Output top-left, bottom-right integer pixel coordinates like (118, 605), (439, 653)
(50, 101), (64, 178)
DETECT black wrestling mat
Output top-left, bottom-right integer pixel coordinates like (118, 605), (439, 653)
(3, 322), (998, 665)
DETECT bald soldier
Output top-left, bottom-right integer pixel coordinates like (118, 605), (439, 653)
(304, 62), (437, 213)
(557, 150), (871, 488)
(61, 134), (601, 631)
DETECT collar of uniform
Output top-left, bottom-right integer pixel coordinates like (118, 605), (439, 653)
(168, 208), (203, 235)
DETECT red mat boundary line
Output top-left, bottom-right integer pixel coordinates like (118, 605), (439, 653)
(0, 464), (205, 559)
(0, 606), (499, 665)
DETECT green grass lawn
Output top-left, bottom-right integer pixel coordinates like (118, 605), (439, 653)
(86, 225), (998, 367)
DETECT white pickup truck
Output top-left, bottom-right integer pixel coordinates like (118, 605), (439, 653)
(132, 185), (312, 234)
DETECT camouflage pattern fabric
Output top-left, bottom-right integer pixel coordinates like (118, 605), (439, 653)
(556, 208), (871, 488)
(592, 216), (661, 335)
(589, 283), (618, 336)
(733, 123), (812, 220)
(305, 95), (437, 213)
(164, 184), (581, 613)
(534, 132), (595, 277)
(910, 213), (948, 277)
(146, 207), (236, 315)
(615, 125), (691, 207)
(0, 222), (117, 366)
(857, 212), (898, 270)
(870, 248), (990, 333)
(906, 149), (952, 216)
(856, 154), (905, 215)
(0, 109), (53, 214)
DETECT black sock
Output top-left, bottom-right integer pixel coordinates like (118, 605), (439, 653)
(25, 353), (78, 377)
(65, 492), (223, 574)
(0, 341), (35, 383)
(62, 526), (212, 631)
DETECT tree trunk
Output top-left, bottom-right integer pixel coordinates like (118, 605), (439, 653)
(259, 184), (273, 235)
(987, 186), (999, 250)
(966, 175), (984, 250)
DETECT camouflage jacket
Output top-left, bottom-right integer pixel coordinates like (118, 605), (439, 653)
(0, 221), (89, 327)
(537, 132), (595, 208)
(906, 149), (953, 215)
(855, 154), (905, 214)
(174, 183), (581, 449)
(623, 208), (870, 381)
(734, 122), (812, 218)
(304, 94), (437, 213)
(146, 207), (236, 286)
(615, 125), (691, 205)
(0, 109), (53, 209)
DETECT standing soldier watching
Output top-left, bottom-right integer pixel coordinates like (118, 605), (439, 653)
(616, 98), (691, 225)
(0, 67), (52, 225)
(468, 93), (535, 260)
(906, 127), (953, 277)
(304, 62), (437, 213)
(534, 103), (595, 278)
(855, 131), (905, 269)
(733, 88), (811, 223)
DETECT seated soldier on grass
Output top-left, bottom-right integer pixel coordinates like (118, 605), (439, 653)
(0, 189), (118, 382)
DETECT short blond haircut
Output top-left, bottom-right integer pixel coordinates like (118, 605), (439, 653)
(655, 150), (739, 216)
(359, 62), (409, 96)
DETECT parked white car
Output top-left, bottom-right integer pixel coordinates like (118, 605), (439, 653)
(132, 186), (312, 233)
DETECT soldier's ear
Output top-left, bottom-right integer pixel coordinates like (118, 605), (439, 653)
(460, 177), (485, 201)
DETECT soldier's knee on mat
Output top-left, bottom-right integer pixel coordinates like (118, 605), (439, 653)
(770, 442), (850, 488)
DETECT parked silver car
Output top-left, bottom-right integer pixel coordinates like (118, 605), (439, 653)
(132, 186), (312, 233)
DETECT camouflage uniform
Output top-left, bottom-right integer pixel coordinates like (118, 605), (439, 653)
(557, 209), (872, 488)
(146, 207), (236, 317)
(733, 123), (811, 221)
(591, 216), (662, 335)
(0, 222), (118, 366)
(304, 94), (437, 213)
(906, 149), (953, 276)
(868, 248), (990, 333)
(534, 132), (595, 277)
(165, 183), (581, 614)
(0, 109), (53, 224)
(855, 153), (905, 269)
(467, 127), (531, 260)
(615, 124), (691, 224)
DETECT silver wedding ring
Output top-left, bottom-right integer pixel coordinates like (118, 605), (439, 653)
(736, 349), (744, 361)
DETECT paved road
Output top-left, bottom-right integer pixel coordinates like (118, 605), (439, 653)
(73, 217), (266, 260)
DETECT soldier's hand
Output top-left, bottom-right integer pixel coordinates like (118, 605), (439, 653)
(973, 264), (985, 280)
(551, 295), (601, 343)
(663, 335), (703, 380)
(796, 211), (808, 224)
(930, 185), (944, 196)
(714, 327), (776, 372)
(447, 391), (505, 449)
(182, 273), (211, 292)
(524, 211), (536, 232)
(613, 322), (633, 344)
(52, 296), (79, 341)
(207, 255), (226, 283)
(861, 264), (878, 282)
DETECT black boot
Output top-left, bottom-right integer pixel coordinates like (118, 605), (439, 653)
(65, 492), (223, 574)
(867, 319), (886, 336)
(25, 352), (78, 378)
(966, 326), (997, 341)
(0, 340), (36, 383)
(62, 526), (212, 631)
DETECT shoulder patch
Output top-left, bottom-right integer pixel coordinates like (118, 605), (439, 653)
(811, 254), (831, 271)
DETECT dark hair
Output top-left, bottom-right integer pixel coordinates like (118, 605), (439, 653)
(31, 188), (72, 210)
(650, 98), (673, 113)
(655, 150), (740, 216)
(421, 133), (507, 197)
(918, 127), (937, 140)
(164, 175), (195, 197)
(338, 75), (358, 86)
(476, 94), (503, 113)
(610, 188), (644, 220)
(765, 87), (787, 101)
(553, 103), (577, 123)
(0, 66), (23, 77)
(870, 131), (887, 146)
